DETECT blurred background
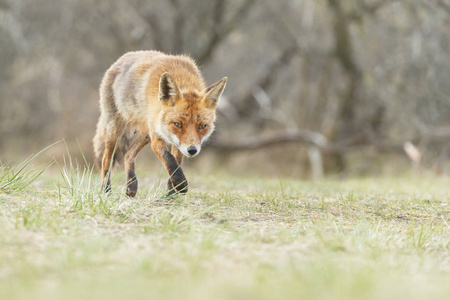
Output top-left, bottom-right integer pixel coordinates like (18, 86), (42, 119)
(1, 0), (450, 178)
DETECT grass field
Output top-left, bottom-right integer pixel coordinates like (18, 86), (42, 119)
(1, 157), (449, 300)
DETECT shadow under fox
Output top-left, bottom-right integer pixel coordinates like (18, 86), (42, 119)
(93, 50), (227, 196)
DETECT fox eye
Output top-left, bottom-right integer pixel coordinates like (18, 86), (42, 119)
(174, 122), (183, 129)
(198, 124), (207, 130)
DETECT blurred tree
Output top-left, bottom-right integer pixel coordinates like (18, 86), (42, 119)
(1, 0), (450, 176)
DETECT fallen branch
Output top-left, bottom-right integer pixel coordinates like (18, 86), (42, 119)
(208, 130), (405, 155)
(209, 130), (334, 152)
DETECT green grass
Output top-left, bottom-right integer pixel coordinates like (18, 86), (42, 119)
(0, 144), (54, 194)
(0, 157), (449, 300)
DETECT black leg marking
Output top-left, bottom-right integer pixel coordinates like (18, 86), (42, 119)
(126, 167), (138, 197)
(103, 169), (111, 193)
(163, 150), (188, 194)
(166, 180), (177, 196)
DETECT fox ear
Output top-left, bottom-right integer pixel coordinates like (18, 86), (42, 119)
(202, 77), (227, 109)
(159, 72), (182, 105)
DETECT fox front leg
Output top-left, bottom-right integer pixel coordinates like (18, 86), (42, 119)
(151, 136), (188, 195)
(166, 145), (185, 194)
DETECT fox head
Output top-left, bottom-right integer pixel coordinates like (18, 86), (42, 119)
(156, 72), (227, 157)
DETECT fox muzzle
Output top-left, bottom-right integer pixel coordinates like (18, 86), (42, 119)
(179, 144), (201, 157)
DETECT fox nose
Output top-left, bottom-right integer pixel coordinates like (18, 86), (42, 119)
(187, 146), (198, 156)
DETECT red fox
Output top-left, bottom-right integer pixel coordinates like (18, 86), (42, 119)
(93, 51), (227, 197)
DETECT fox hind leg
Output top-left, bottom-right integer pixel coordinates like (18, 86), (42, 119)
(101, 139), (118, 193)
(124, 134), (150, 197)
(99, 126), (124, 194)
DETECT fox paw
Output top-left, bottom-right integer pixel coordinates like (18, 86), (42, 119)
(167, 179), (188, 195)
(102, 183), (111, 194)
(126, 186), (137, 197)
(126, 179), (138, 197)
